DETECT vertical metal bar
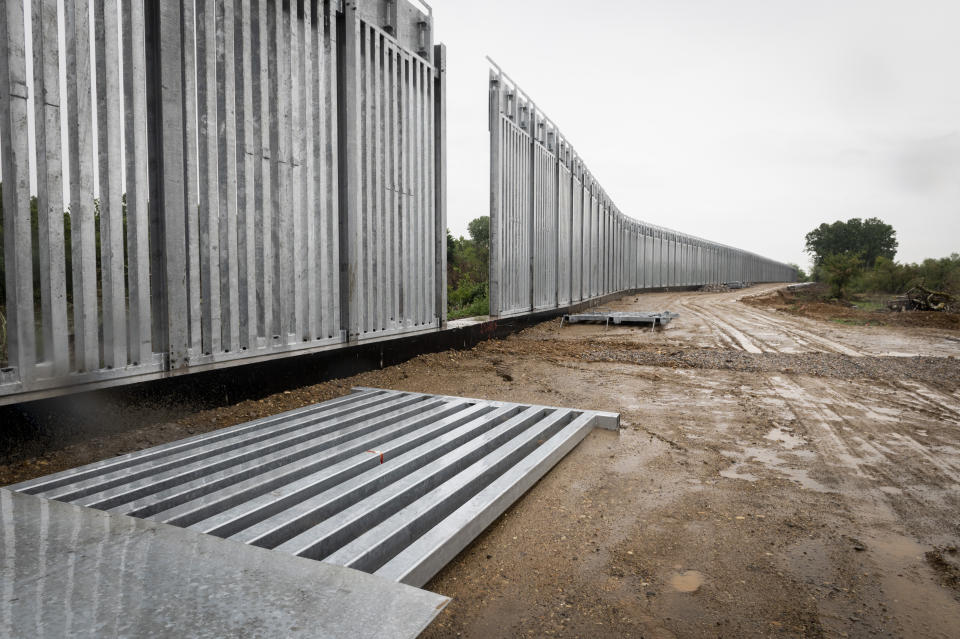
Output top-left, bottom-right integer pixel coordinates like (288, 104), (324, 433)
(220, 0), (240, 352)
(197, 0), (221, 355)
(552, 148), (566, 307)
(317, 0), (332, 339)
(427, 60), (436, 325)
(386, 43), (397, 328)
(428, 57), (439, 325)
(290, 0), (305, 342)
(421, 60), (430, 324)
(251, 0), (265, 343)
(411, 56), (426, 325)
(156, 0), (189, 369)
(65, 0), (99, 372)
(413, 58), (423, 324)
(239, 0), (257, 349)
(341, 0), (361, 340)
(260, 0), (276, 343)
(510, 117), (517, 311)
(270, 2), (293, 345)
(32, 0), (69, 373)
(396, 51), (405, 324)
(375, 28), (393, 329)
(360, 24), (371, 334)
(95, 0), (128, 370)
(506, 105), (512, 312)
(408, 54), (418, 324)
(372, 25), (381, 331)
(305, 0), (319, 339)
(328, 1), (341, 339)
(1, 0), (35, 380)
(381, 43), (392, 327)
(527, 106), (534, 312)
(178, 0), (201, 357)
(403, 52), (412, 324)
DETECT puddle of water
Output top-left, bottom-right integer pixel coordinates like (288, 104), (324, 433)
(669, 570), (705, 593)
(865, 532), (960, 637)
(719, 467), (758, 482)
(764, 424), (805, 449)
(720, 447), (834, 493)
(774, 466), (834, 493)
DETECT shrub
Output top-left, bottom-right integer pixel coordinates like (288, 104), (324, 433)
(822, 252), (862, 298)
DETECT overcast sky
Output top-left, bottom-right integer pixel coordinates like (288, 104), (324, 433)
(435, 0), (960, 269)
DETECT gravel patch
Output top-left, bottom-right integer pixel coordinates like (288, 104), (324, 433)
(583, 347), (960, 388)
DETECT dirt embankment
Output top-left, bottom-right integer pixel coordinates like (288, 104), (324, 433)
(744, 284), (960, 331)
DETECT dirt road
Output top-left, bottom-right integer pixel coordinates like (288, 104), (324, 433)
(419, 285), (960, 638)
(3, 284), (959, 638)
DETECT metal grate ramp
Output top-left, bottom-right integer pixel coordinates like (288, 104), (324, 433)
(8, 388), (618, 587)
(562, 311), (679, 327)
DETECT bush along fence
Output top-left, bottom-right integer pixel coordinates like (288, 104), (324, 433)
(0, 0), (446, 404)
(487, 61), (797, 318)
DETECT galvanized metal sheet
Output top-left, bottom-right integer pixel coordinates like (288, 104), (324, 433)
(0, 488), (448, 639)
(8, 388), (618, 588)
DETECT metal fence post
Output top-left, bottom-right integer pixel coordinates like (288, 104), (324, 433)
(527, 104), (535, 313)
(340, 0), (362, 340)
(146, 0), (189, 369)
(554, 133), (561, 308)
(488, 70), (502, 317)
(434, 43), (447, 326)
(0, 0), (36, 382)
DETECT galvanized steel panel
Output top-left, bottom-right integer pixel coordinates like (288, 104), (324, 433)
(0, 488), (450, 639)
(9, 388), (619, 589)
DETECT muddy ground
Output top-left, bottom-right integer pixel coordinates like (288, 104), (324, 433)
(3, 284), (960, 638)
(744, 285), (960, 331)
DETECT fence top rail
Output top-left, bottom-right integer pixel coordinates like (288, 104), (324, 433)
(487, 59), (796, 273)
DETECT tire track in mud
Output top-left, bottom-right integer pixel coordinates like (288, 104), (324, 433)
(683, 293), (844, 356)
(677, 299), (768, 353)
(673, 297), (740, 350)
(893, 379), (960, 418)
(651, 287), (960, 633)
(800, 376), (960, 484)
(765, 375), (881, 483)
(724, 300), (865, 357)
(761, 374), (960, 637)
(871, 380), (960, 427)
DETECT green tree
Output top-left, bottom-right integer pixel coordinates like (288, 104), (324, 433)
(446, 216), (491, 319)
(822, 252), (862, 298)
(467, 215), (489, 275)
(467, 216), (489, 250)
(787, 263), (808, 282)
(805, 218), (897, 269)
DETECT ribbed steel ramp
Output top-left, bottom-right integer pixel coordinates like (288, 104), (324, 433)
(562, 311), (679, 327)
(8, 388), (618, 587)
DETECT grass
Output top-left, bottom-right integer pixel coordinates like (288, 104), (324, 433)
(830, 317), (882, 327)
(447, 295), (489, 320)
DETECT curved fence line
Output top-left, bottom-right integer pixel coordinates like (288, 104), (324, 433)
(488, 63), (797, 317)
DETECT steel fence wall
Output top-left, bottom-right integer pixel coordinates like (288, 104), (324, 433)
(0, 0), (446, 405)
(488, 63), (797, 318)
